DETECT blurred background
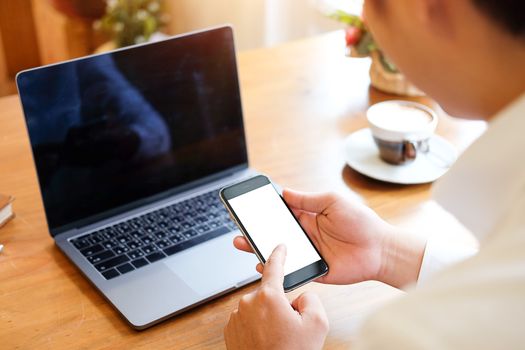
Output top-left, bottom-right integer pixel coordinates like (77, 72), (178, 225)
(0, 0), (364, 97)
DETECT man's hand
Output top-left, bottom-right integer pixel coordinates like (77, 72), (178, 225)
(224, 245), (329, 350)
(234, 189), (426, 289)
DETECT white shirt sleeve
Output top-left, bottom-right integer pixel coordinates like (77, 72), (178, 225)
(352, 95), (525, 350)
(417, 236), (478, 285)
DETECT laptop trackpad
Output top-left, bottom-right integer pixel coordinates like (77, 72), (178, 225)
(163, 232), (259, 296)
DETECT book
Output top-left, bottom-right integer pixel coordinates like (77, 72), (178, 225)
(0, 194), (14, 229)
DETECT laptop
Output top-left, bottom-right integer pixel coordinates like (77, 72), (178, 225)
(16, 26), (259, 329)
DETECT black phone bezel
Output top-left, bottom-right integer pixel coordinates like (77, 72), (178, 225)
(219, 175), (328, 292)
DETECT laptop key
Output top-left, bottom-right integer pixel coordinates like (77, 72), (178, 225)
(72, 239), (90, 250)
(196, 224), (210, 234)
(90, 234), (104, 243)
(80, 243), (104, 257)
(155, 239), (170, 249)
(155, 231), (167, 240)
(196, 207), (208, 214)
(113, 245), (129, 255)
(95, 255), (130, 271)
(146, 251), (166, 263)
(216, 209), (228, 217)
(143, 217), (157, 225)
(127, 249), (144, 260)
(98, 231), (111, 240)
(142, 244), (158, 254)
(114, 227), (126, 235)
(194, 216), (207, 224)
(118, 223), (131, 231)
(181, 221), (193, 230)
(208, 220), (220, 229)
(183, 229), (198, 238)
(116, 263), (135, 274)
(101, 268), (120, 280)
(87, 250), (115, 264)
(143, 226), (157, 234)
(169, 233), (184, 244)
(157, 221), (169, 229)
(187, 210), (199, 217)
(127, 240), (143, 250)
(131, 258), (149, 269)
(129, 221), (141, 230)
(116, 235), (132, 244)
(168, 215), (183, 224)
(167, 226), (182, 235)
(129, 230), (143, 239)
(141, 235), (155, 245)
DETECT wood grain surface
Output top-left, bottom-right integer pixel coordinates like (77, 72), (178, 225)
(0, 31), (486, 349)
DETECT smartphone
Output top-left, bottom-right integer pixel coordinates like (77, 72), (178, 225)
(220, 175), (328, 292)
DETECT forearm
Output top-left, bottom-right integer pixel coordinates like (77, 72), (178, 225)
(377, 229), (427, 289)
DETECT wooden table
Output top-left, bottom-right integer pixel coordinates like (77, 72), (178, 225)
(0, 31), (486, 349)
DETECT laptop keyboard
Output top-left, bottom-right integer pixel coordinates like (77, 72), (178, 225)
(69, 189), (237, 280)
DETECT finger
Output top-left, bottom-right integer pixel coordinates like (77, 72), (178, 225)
(233, 236), (253, 253)
(290, 207), (303, 219)
(291, 291), (328, 325)
(233, 237), (264, 274)
(283, 189), (336, 214)
(295, 211), (319, 238)
(261, 244), (287, 290)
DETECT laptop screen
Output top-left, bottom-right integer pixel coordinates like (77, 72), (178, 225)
(17, 27), (248, 234)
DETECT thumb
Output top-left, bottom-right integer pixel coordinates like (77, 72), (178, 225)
(291, 292), (329, 326)
(283, 189), (336, 214)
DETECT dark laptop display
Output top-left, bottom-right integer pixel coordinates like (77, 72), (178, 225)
(17, 28), (247, 233)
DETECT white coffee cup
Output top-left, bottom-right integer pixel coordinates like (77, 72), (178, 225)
(366, 100), (438, 164)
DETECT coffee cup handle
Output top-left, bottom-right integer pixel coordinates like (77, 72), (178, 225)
(404, 139), (454, 168)
(403, 141), (417, 161)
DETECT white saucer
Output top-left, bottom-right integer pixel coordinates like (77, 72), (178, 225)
(344, 128), (458, 185)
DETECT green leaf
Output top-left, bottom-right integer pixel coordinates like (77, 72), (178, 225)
(379, 53), (399, 73)
(355, 31), (375, 55)
(329, 10), (365, 29)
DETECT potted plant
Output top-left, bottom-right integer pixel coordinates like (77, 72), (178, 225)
(94, 0), (168, 49)
(332, 10), (423, 97)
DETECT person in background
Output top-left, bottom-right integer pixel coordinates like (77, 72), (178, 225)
(224, 0), (525, 348)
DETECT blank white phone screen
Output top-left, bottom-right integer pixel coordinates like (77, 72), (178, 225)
(228, 184), (321, 275)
